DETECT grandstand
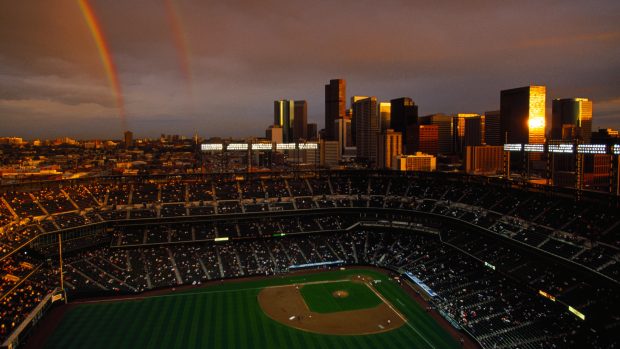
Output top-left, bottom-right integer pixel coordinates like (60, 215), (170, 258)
(0, 171), (618, 348)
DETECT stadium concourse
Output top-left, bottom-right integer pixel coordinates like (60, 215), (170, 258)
(0, 171), (618, 348)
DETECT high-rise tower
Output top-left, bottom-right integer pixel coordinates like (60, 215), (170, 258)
(500, 85), (546, 144)
(325, 79), (346, 141)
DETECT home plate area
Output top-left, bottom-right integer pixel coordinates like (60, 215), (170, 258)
(257, 276), (406, 335)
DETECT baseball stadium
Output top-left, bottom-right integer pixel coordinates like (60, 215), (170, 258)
(0, 171), (618, 348)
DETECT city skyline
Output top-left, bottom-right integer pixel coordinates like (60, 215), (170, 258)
(1, 0), (619, 139)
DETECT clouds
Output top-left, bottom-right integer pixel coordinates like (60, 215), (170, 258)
(0, 0), (619, 139)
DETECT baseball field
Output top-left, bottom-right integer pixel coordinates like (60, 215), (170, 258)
(40, 269), (460, 349)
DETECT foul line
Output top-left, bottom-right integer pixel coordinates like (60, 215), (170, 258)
(365, 282), (436, 349)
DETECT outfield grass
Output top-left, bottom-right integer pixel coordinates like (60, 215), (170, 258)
(300, 281), (381, 313)
(42, 269), (460, 349)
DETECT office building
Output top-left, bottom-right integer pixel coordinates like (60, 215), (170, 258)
(390, 97), (418, 152)
(500, 85), (546, 144)
(335, 118), (352, 154)
(350, 96), (368, 146)
(325, 79), (346, 141)
(583, 155), (610, 191)
(353, 96), (379, 165)
(266, 125), (283, 144)
(293, 100), (308, 141)
(484, 110), (501, 146)
(392, 153), (437, 172)
(419, 114), (453, 154)
(551, 98), (593, 143)
(408, 124), (439, 155)
(320, 140), (341, 167)
(307, 123), (318, 140)
(124, 130), (133, 148)
(379, 102), (391, 131)
(377, 129), (402, 169)
(465, 146), (504, 175)
(591, 128), (620, 146)
(274, 100), (295, 142)
(453, 113), (482, 153)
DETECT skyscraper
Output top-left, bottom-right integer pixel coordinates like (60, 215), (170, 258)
(325, 79), (346, 141)
(379, 102), (391, 131)
(390, 97), (418, 152)
(377, 129), (402, 169)
(453, 113), (482, 153)
(293, 100), (308, 141)
(551, 98), (593, 143)
(274, 99), (307, 142)
(500, 86), (546, 144)
(350, 96), (368, 146)
(419, 114), (453, 154)
(274, 100), (295, 142)
(335, 118), (351, 154)
(484, 110), (501, 146)
(408, 124), (439, 155)
(353, 97), (379, 165)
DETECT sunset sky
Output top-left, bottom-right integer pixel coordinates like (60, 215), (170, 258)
(0, 0), (618, 139)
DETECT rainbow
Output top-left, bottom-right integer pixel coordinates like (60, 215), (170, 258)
(164, 0), (193, 95)
(78, 0), (126, 130)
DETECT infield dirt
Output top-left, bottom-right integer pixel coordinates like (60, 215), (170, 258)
(258, 279), (405, 335)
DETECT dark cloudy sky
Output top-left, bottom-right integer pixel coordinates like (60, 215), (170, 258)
(1, 0), (619, 140)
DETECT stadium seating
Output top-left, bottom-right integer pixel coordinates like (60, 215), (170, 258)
(0, 171), (619, 348)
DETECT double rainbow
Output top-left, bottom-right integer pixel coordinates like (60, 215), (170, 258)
(79, 0), (195, 129)
(165, 0), (193, 95)
(78, 0), (126, 130)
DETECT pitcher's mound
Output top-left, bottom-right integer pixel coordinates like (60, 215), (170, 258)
(258, 281), (405, 335)
(332, 290), (349, 298)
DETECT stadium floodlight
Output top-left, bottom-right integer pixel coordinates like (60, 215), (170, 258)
(201, 143), (223, 151)
(613, 145), (620, 155)
(276, 143), (296, 150)
(524, 144), (544, 153)
(539, 290), (556, 302)
(568, 306), (585, 320)
(251, 143), (273, 151)
(548, 144), (574, 153)
(298, 143), (318, 150)
(226, 143), (248, 151)
(577, 144), (606, 154)
(503, 144), (522, 152)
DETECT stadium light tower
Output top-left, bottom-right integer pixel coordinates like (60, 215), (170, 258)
(58, 233), (67, 303)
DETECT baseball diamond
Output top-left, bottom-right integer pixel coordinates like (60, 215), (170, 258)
(38, 269), (460, 349)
